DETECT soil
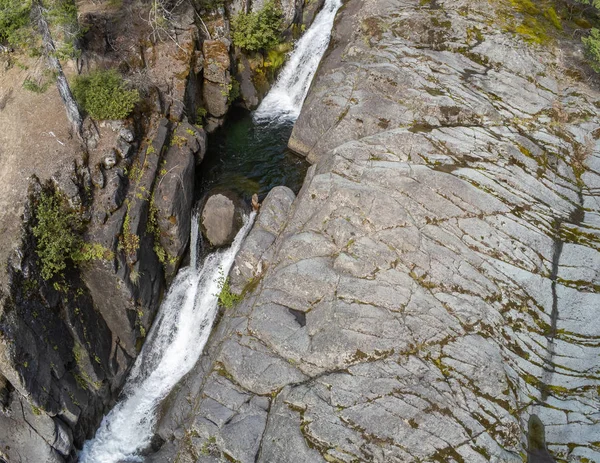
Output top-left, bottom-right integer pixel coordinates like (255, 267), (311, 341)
(0, 55), (82, 294)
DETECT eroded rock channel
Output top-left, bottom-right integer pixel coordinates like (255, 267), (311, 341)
(1, 0), (600, 462)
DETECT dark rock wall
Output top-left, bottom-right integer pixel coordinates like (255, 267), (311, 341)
(0, 0), (316, 459)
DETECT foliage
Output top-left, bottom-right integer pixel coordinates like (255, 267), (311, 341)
(71, 69), (139, 120)
(583, 28), (600, 72)
(231, 1), (283, 52)
(32, 190), (82, 280)
(227, 78), (240, 104)
(196, 106), (207, 125)
(119, 205), (140, 258)
(32, 190), (114, 280)
(0, 0), (33, 48)
(216, 272), (241, 309)
(0, 0), (82, 55)
(22, 69), (57, 93)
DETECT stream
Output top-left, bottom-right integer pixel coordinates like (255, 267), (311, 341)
(79, 0), (341, 459)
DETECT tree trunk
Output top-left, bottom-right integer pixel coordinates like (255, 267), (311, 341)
(34, 0), (83, 138)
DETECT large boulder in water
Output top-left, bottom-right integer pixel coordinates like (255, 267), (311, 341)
(201, 193), (246, 247)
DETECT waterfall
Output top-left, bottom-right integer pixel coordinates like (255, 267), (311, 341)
(79, 2), (342, 458)
(79, 211), (256, 463)
(253, 0), (343, 121)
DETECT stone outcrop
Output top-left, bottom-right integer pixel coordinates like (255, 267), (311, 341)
(153, 121), (206, 279)
(156, 0), (600, 462)
(0, 3), (210, 458)
(229, 186), (296, 294)
(203, 39), (232, 120)
(201, 193), (246, 247)
(0, 0), (319, 456)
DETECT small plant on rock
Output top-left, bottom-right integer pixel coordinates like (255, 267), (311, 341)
(216, 270), (241, 309)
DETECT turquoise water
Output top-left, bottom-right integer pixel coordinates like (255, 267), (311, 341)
(196, 108), (309, 200)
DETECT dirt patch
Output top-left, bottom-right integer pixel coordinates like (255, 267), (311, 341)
(0, 55), (82, 292)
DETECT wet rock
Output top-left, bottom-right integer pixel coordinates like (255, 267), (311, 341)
(201, 193), (245, 247)
(230, 186), (296, 294)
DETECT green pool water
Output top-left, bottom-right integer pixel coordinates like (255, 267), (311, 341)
(195, 108), (309, 201)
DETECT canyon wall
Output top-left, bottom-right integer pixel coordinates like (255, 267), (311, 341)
(155, 0), (600, 461)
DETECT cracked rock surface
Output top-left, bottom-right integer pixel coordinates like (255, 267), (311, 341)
(157, 0), (600, 461)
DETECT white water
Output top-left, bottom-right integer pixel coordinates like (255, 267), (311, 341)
(253, 0), (343, 121)
(79, 3), (341, 459)
(79, 211), (256, 463)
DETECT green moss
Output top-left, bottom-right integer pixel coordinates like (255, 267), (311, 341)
(170, 135), (187, 147)
(515, 17), (550, 44)
(119, 204), (140, 260)
(545, 7), (562, 30)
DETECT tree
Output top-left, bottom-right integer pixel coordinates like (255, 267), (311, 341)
(576, 0), (600, 72)
(0, 0), (83, 136)
(231, 1), (283, 52)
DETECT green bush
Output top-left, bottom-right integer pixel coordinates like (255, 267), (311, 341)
(72, 69), (139, 120)
(0, 0), (32, 47)
(216, 273), (241, 309)
(231, 1), (283, 52)
(583, 28), (600, 72)
(33, 191), (82, 280)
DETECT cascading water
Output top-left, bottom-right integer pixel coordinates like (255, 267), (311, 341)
(198, 0), (341, 199)
(79, 211), (256, 463)
(80, 1), (341, 459)
(253, 0), (343, 121)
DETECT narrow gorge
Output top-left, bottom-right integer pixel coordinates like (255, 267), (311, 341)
(1, 0), (600, 462)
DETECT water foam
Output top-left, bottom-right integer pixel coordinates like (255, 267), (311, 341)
(253, 0), (343, 121)
(79, 211), (256, 463)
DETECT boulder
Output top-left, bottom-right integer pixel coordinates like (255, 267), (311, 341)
(201, 193), (245, 247)
(203, 40), (230, 84)
(203, 81), (229, 118)
(203, 39), (231, 118)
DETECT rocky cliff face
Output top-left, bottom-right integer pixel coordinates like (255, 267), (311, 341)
(0, 0), (308, 460)
(155, 0), (600, 462)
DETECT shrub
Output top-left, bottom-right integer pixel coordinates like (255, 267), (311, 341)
(33, 191), (82, 280)
(583, 28), (600, 72)
(231, 1), (283, 52)
(71, 69), (139, 120)
(0, 0), (33, 47)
